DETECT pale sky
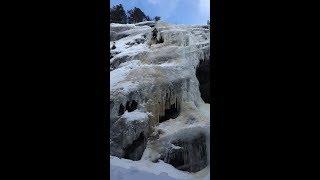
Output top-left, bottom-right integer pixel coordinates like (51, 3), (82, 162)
(110, 0), (210, 25)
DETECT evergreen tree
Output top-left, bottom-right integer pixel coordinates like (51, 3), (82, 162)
(127, 7), (148, 23)
(154, 16), (161, 21)
(145, 16), (151, 21)
(110, 4), (127, 24)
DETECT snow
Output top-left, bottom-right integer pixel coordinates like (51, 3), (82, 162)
(110, 60), (142, 93)
(171, 144), (182, 150)
(110, 65), (132, 88)
(122, 110), (149, 122)
(111, 166), (177, 180)
(135, 21), (155, 26)
(110, 23), (136, 28)
(110, 156), (210, 180)
(110, 34), (150, 58)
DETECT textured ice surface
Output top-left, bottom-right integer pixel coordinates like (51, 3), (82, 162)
(110, 21), (210, 179)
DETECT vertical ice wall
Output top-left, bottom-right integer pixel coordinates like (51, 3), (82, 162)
(109, 22), (210, 173)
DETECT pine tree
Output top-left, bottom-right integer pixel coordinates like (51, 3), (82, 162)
(145, 16), (151, 21)
(127, 7), (148, 23)
(110, 4), (127, 24)
(154, 16), (161, 21)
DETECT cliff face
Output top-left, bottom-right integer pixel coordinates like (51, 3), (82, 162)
(110, 21), (210, 174)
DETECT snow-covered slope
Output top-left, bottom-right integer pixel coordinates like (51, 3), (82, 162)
(111, 156), (210, 180)
(109, 21), (210, 180)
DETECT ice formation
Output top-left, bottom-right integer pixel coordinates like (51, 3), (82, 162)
(110, 21), (210, 179)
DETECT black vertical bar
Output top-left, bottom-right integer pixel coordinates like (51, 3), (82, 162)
(96, 0), (108, 179)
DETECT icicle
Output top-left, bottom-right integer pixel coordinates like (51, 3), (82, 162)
(158, 94), (161, 117)
(169, 88), (172, 106)
(175, 98), (178, 109)
(161, 98), (164, 117)
(165, 93), (169, 110)
(166, 89), (170, 109)
(177, 96), (180, 112)
(168, 92), (171, 107)
(159, 101), (163, 117)
(159, 100), (163, 118)
(158, 97), (161, 117)
(170, 90), (174, 106)
(162, 99), (165, 117)
(171, 89), (175, 106)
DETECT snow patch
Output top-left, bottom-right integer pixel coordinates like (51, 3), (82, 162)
(122, 110), (149, 122)
(110, 156), (209, 180)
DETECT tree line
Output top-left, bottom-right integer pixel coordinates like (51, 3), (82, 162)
(110, 4), (161, 24)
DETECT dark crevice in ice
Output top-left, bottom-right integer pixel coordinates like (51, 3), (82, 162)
(159, 103), (179, 123)
(123, 132), (147, 161)
(126, 100), (138, 112)
(118, 100), (138, 116)
(157, 35), (164, 44)
(161, 134), (208, 173)
(196, 56), (210, 103)
(159, 94), (180, 123)
(118, 103), (125, 116)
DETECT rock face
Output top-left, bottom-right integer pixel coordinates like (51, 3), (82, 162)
(109, 21), (210, 173)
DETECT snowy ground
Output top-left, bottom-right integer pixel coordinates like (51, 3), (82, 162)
(110, 156), (210, 180)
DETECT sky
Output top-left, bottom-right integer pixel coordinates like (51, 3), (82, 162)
(110, 0), (210, 25)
